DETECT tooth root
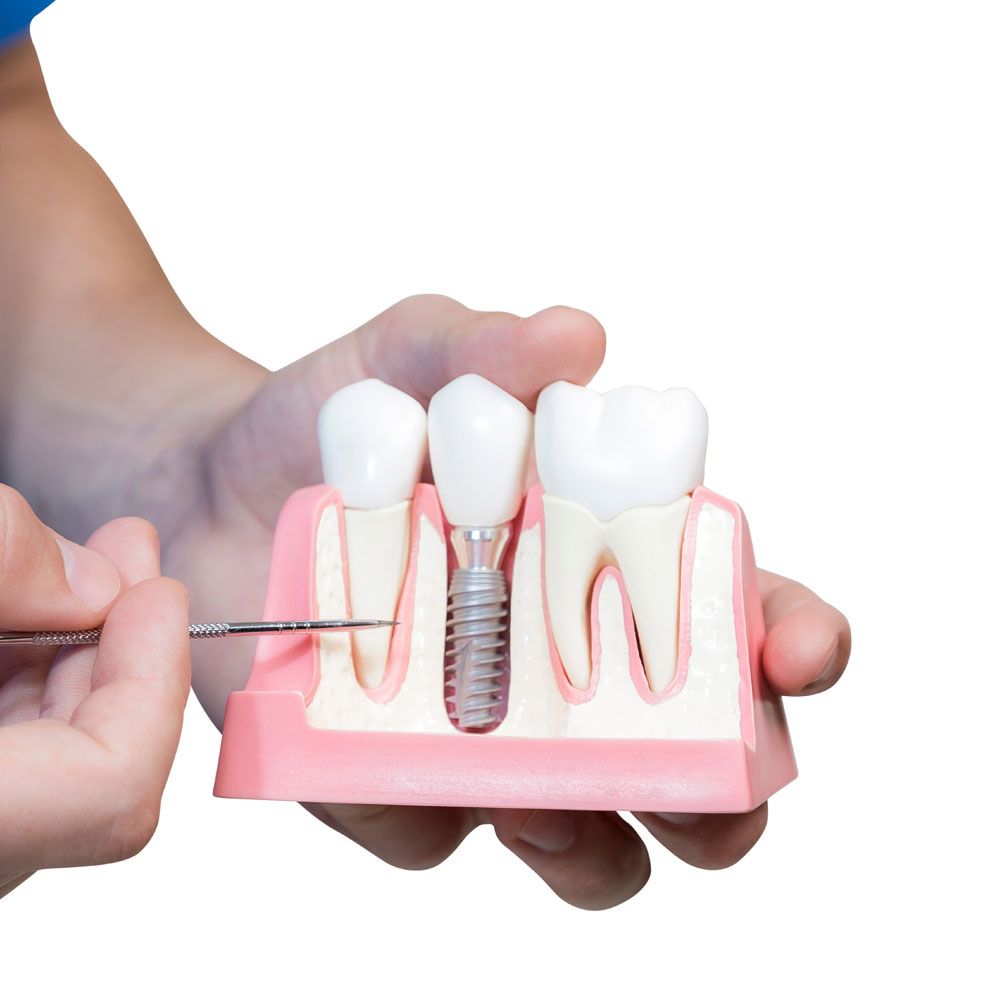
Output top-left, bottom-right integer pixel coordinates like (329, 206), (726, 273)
(343, 502), (412, 688)
(541, 495), (605, 689)
(609, 497), (691, 693)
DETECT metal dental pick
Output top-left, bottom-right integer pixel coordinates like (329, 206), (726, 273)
(0, 619), (398, 647)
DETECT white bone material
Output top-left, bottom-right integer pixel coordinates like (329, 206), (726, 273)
(304, 500), (742, 739)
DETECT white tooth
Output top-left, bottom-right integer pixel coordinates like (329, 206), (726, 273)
(535, 382), (707, 522)
(535, 382), (706, 692)
(427, 374), (533, 527)
(317, 379), (427, 687)
(318, 379), (426, 509)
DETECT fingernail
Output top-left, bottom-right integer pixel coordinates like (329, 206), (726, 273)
(516, 810), (577, 852)
(802, 645), (840, 695)
(54, 536), (121, 611)
(655, 812), (700, 826)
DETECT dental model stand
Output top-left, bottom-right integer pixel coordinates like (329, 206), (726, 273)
(215, 376), (797, 813)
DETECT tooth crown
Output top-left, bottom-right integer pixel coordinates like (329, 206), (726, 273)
(535, 381), (708, 521)
(427, 373), (533, 528)
(317, 379), (427, 510)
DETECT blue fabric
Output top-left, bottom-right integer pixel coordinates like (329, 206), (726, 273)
(1, 0), (55, 47)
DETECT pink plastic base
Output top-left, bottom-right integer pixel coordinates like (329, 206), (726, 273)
(214, 485), (796, 813)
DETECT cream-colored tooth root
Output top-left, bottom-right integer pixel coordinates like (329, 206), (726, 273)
(540, 495), (606, 689)
(343, 503), (411, 688)
(606, 498), (691, 692)
(317, 378), (427, 689)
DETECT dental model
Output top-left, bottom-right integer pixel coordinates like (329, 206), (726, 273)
(215, 375), (797, 813)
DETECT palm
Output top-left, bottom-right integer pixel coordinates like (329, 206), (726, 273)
(166, 295), (850, 909)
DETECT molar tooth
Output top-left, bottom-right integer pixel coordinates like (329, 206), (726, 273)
(317, 379), (427, 688)
(535, 381), (708, 692)
(535, 381), (707, 521)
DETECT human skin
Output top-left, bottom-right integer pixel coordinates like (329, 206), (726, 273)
(0, 486), (191, 898)
(0, 38), (851, 909)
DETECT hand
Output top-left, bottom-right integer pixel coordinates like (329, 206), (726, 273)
(154, 294), (851, 910)
(1, 40), (850, 909)
(0, 486), (190, 897)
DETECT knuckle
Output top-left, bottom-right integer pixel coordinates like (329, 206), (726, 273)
(394, 292), (459, 313)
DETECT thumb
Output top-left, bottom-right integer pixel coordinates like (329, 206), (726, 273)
(0, 484), (121, 629)
(289, 293), (607, 411)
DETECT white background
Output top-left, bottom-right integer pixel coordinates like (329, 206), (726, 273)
(5, 1), (998, 997)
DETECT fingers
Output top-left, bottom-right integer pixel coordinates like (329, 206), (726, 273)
(634, 803), (769, 870)
(304, 802), (479, 870)
(0, 484), (121, 628)
(71, 575), (191, 766)
(0, 577), (190, 869)
(39, 518), (163, 722)
(0, 872), (33, 899)
(758, 570), (852, 696)
(85, 516), (161, 587)
(0, 508), (190, 871)
(353, 294), (607, 408)
(305, 800), (648, 912)
(492, 809), (650, 910)
(287, 293), (606, 415)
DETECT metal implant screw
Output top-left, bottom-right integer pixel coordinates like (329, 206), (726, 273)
(444, 526), (511, 730)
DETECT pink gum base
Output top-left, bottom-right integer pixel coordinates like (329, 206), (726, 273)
(214, 484), (797, 813)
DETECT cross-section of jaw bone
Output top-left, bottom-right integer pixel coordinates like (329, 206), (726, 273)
(316, 379), (427, 689)
(534, 381), (709, 693)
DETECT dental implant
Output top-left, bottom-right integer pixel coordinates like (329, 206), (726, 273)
(427, 375), (533, 731)
(444, 525), (511, 728)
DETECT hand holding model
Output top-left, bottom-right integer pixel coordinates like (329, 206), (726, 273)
(0, 488), (190, 898)
(0, 38), (851, 908)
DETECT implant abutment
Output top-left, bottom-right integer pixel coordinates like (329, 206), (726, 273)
(448, 525), (511, 571)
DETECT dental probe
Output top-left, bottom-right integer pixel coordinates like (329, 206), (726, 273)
(0, 619), (398, 647)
